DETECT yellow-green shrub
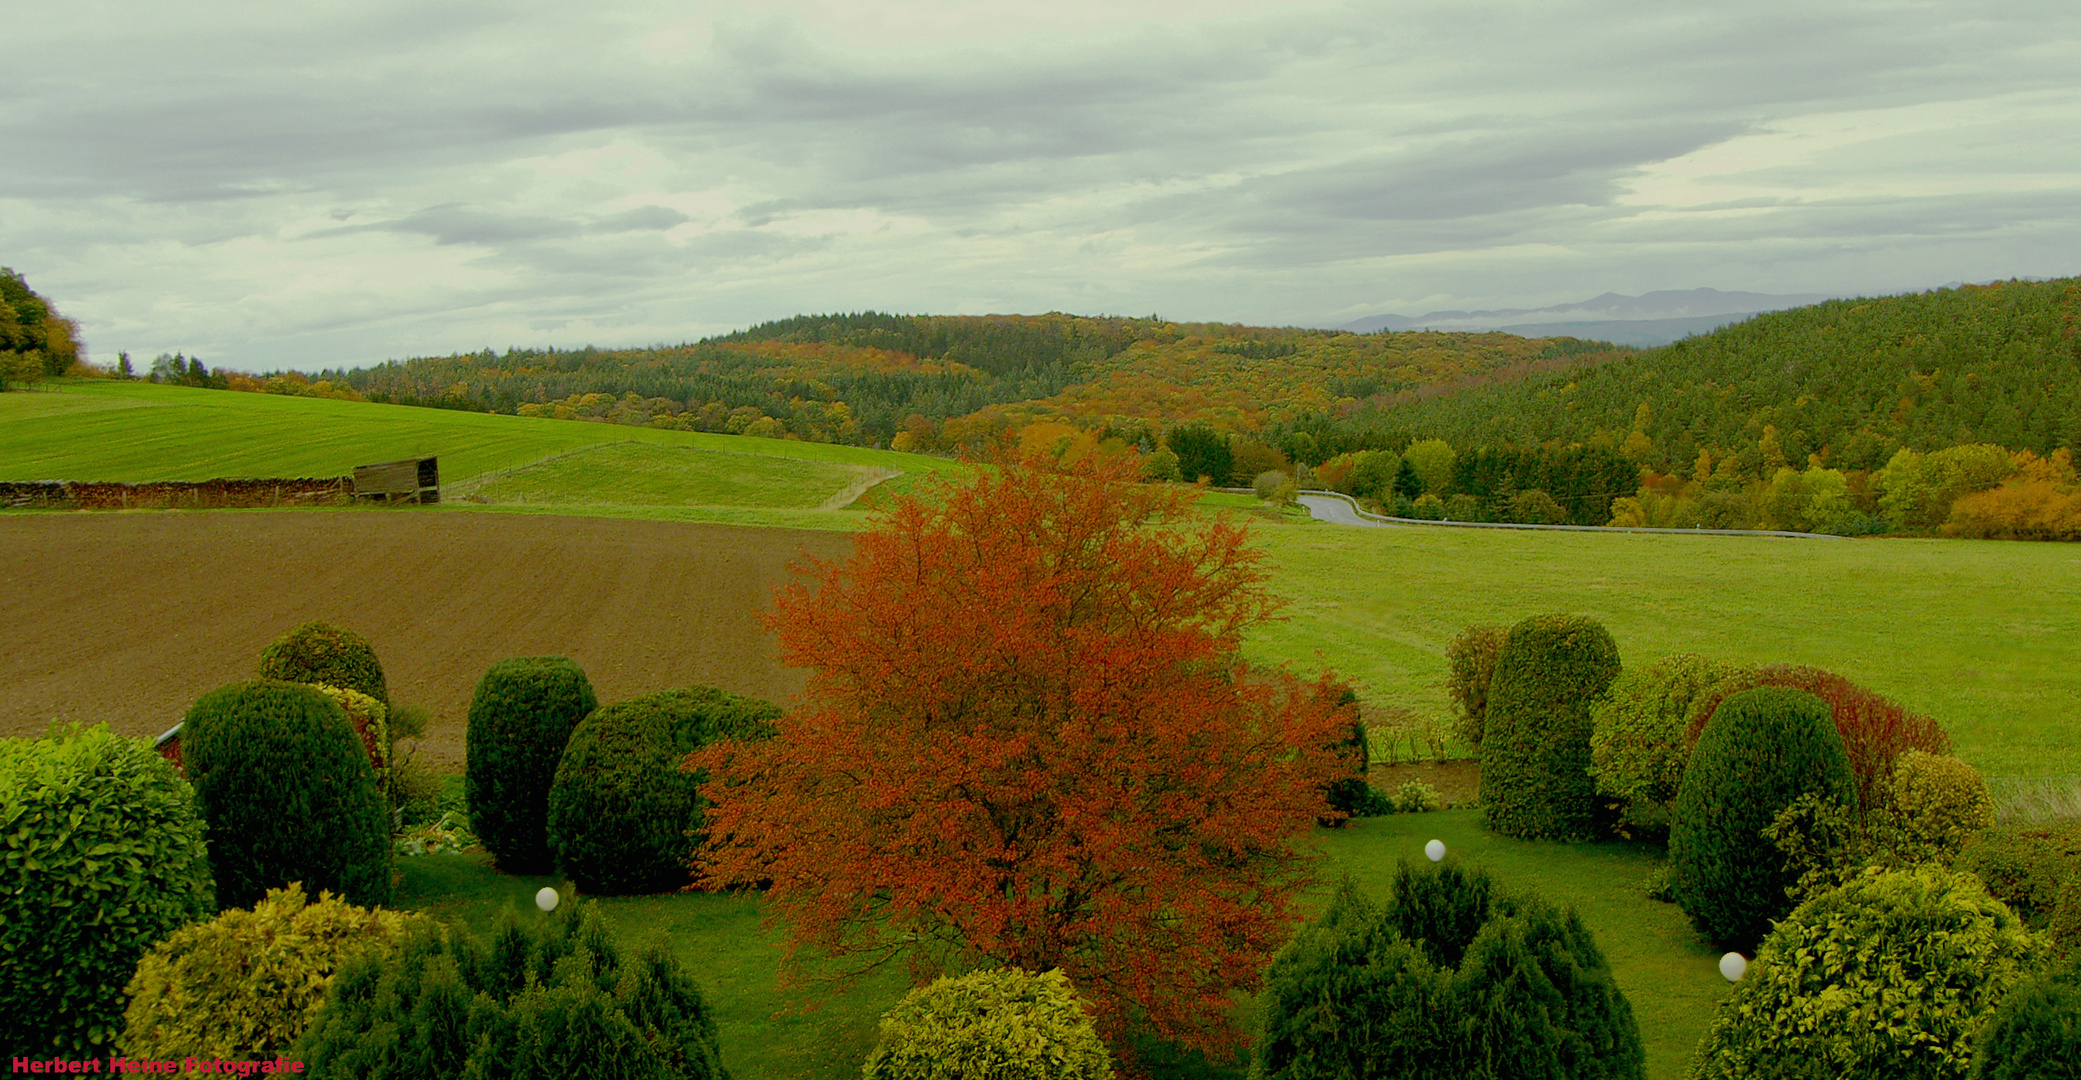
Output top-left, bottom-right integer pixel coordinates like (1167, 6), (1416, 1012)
(1881, 750), (1995, 860)
(310, 683), (389, 781)
(121, 884), (421, 1065)
(861, 968), (1114, 1080)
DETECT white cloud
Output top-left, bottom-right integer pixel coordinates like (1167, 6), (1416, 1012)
(2, 0), (2077, 369)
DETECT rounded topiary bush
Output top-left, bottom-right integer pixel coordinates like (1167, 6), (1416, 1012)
(1691, 865), (2036, 1080)
(1254, 862), (1643, 1080)
(1971, 959), (2081, 1079)
(548, 686), (782, 894)
(121, 884), (423, 1063)
(1671, 686), (1858, 952)
(1479, 613), (1623, 840)
(294, 902), (726, 1079)
(1881, 750), (1996, 862)
(861, 968), (1114, 1080)
(466, 656), (598, 874)
(0, 724), (214, 1058)
(1685, 664), (1949, 817)
(184, 680), (392, 910)
(259, 621), (389, 706)
(1588, 653), (1740, 841)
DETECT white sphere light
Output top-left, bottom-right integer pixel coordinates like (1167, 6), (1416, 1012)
(1719, 952), (1747, 982)
(1424, 839), (1446, 862)
(535, 887), (560, 912)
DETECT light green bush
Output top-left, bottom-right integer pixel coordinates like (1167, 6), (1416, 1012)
(1393, 780), (1443, 813)
(1882, 750), (1996, 861)
(1691, 865), (2037, 1080)
(860, 968), (1114, 1080)
(121, 884), (422, 1063)
(0, 724), (215, 1057)
(1588, 654), (1741, 841)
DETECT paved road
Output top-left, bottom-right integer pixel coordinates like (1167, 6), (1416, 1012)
(1297, 493), (1397, 527)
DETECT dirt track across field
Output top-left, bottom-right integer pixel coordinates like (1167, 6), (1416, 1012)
(0, 510), (851, 767)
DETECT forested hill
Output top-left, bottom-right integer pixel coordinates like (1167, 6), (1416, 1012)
(324, 312), (1617, 450)
(1340, 279), (2081, 475)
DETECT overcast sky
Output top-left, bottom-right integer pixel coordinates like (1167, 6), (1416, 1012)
(4, 1), (2077, 371)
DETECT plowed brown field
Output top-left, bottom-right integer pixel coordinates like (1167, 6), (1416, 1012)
(0, 510), (851, 767)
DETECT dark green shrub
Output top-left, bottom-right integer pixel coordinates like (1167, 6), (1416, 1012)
(121, 884), (424, 1062)
(1588, 654), (1740, 841)
(1444, 624), (1507, 749)
(1684, 664), (1949, 818)
(1479, 614), (1622, 840)
(467, 657), (598, 873)
(1958, 819), (2081, 928)
(548, 686), (782, 894)
(1971, 959), (2081, 1080)
(184, 680), (393, 910)
(1670, 687), (1858, 952)
(260, 621), (389, 706)
(1692, 865), (2036, 1080)
(1317, 684), (1372, 821)
(0, 724), (214, 1058)
(1253, 863), (1643, 1080)
(293, 902), (726, 1079)
(861, 968), (1114, 1079)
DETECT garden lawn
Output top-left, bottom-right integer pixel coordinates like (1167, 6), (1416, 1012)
(396, 807), (1725, 1080)
(1241, 517), (2081, 781)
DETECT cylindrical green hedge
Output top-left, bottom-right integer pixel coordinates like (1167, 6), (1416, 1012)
(547, 686), (782, 894)
(1479, 613), (1622, 839)
(1670, 686), (1857, 951)
(1693, 865), (2036, 1080)
(183, 681), (393, 910)
(466, 656), (597, 874)
(259, 622), (389, 707)
(0, 724), (214, 1058)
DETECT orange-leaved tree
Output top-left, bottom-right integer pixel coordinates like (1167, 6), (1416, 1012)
(689, 450), (1357, 1058)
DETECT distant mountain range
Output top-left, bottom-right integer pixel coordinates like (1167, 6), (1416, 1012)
(1336, 288), (1838, 346)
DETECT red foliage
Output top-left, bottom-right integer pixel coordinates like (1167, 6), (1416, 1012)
(689, 451), (1355, 1058)
(1685, 664), (1950, 812)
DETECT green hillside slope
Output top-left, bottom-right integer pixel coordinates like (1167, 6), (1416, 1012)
(1342, 279), (2081, 473)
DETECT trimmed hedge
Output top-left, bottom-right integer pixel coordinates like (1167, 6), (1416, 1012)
(1958, 819), (2081, 928)
(1692, 865), (2036, 1080)
(1685, 664), (1948, 817)
(547, 686), (782, 894)
(121, 884), (423, 1062)
(293, 902), (726, 1079)
(1670, 687), (1858, 952)
(1254, 862), (1644, 1080)
(260, 621), (388, 706)
(184, 680), (392, 910)
(1881, 750), (1996, 862)
(862, 968), (1114, 1080)
(1479, 614), (1622, 840)
(467, 657), (598, 874)
(1587, 653), (1739, 841)
(0, 724), (214, 1058)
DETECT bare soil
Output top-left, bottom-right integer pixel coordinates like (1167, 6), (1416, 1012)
(0, 510), (851, 768)
(1370, 758), (1481, 808)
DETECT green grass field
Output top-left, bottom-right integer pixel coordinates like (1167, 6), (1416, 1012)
(0, 379), (962, 495)
(397, 808), (1720, 1080)
(1237, 518), (2081, 781)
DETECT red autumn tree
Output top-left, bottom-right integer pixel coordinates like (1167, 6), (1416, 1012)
(690, 451), (1356, 1057)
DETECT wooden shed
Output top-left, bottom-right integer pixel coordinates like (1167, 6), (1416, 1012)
(353, 456), (440, 503)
